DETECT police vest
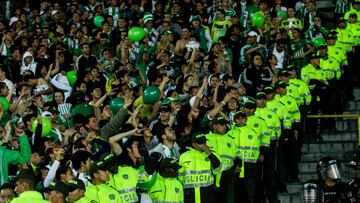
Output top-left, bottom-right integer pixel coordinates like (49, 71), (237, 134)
(230, 125), (260, 164)
(205, 132), (237, 171)
(255, 108), (282, 140)
(149, 174), (184, 203)
(178, 148), (221, 189)
(286, 82), (302, 106)
(246, 115), (270, 147)
(266, 99), (292, 129)
(336, 28), (354, 52)
(276, 94), (301, 124)
(327, 45), (348, 66)
(289, 78), (312, 106)
(111, 165), (153, 203)
(320, 56), (341, 80)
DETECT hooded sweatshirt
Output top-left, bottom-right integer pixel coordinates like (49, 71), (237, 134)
(20, 51), (37, 75)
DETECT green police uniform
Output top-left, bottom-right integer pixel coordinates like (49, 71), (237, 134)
(109, 166), (154, 203)
(266, 99), (292, 130)
(301, 63), (328, 90)
(286, 82), (302, 106)
(275, 94), (300, 124)
(231, 125), (260, 166)
(347, 23), (360, 46)
(205, 132), (237, 172)
(246, 115), (271, 148)
(73, 197), (91, 203)
(178, 148), (222, 203)
(327, 45), (348, 66)
(85, 181), (120, 203)
(148, 174), (184, 203)
(10, 191), (50, 203)
(320, 56), (341, 81)
(289, 78), (312, 106)
(336, 27), (354, 52)
(255, 108), (282, 140)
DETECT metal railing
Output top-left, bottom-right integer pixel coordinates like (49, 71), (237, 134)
(307, 114), (360, 145)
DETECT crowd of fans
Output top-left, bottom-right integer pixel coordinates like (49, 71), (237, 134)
(0, 0), (359, 202)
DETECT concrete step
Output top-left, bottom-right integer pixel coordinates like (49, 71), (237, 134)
(301, 152), (351, 162)
(301, 142), (357, 154)
(299, 161), (349, 173)
(317, 133), (357, 142)
(353, 89), (360, 101)
(286, 183), (303, 194)
(299, 172), (318, 182)
(278, 192), (302, 203)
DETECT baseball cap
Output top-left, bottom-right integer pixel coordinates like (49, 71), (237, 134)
(162, 97), (180, 105)
(248, 31), (258, 37)
(232, 83), (242, 88)
(190, 15), (201, 22)
(243, 98), (256, 109)
(234, 111), (247, 119)
(159, 158), (182, 170)
(212, 116), (230, 125)
(326, 34), (337, 40)
(67, 179), (85, 192)
(99, 153), (117, 168)
(309, 53), (321, 60)
(47, 181), (69, 195)
(278, 70), (290, 77)
(286, 65), (296, 71)
(89, 160), (107, 176)
(159, 104), (172, 112)
(164, 30), (173, 35)
(256, 91), (267, 100)
(274, 80), (289, 89)
(264, 85), (275, 94)
(191, 133), (208, 144)
(14, 169), (36, 182)
(222, 74), (233, 81)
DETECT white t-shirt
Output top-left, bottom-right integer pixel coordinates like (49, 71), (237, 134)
(273, 48), (285, 70)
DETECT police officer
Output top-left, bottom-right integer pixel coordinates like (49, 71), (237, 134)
(349, 156), (360, 202)
(112, 137), (156, 203)
(67, 178), (90, 203)
(148, 158), (184, 202)
(85, 160), (120, 203)
(317, 157), (357, 202)
(205, 116), (238, 203)
(243, 97), (270, 202)
(274, 80), (301, 182)
(46, 181), (69, 203)
(301, 53), (328, 142)
(303, 179), (321, 203)
(255, 91), (281, 203)
(178, 133), (222, 203)
(287, 65), (312, 137)
(230, 110), (261, 203)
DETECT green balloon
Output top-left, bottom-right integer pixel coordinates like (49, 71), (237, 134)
(66, 71), (78, 86)
(0, 97), (9, 111)
(313, 38), (326, 48)
(94, 15), (105, 28)
(277, 10), (287, 20)
(128, 27), (145, 42)
(143, 86), (160, 104)
(32, 117), (52, 137)
(252, 13), (265, 27)
(110, 98), (125, 113)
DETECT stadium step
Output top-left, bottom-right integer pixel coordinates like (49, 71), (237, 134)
(278, 87), (360, 201)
